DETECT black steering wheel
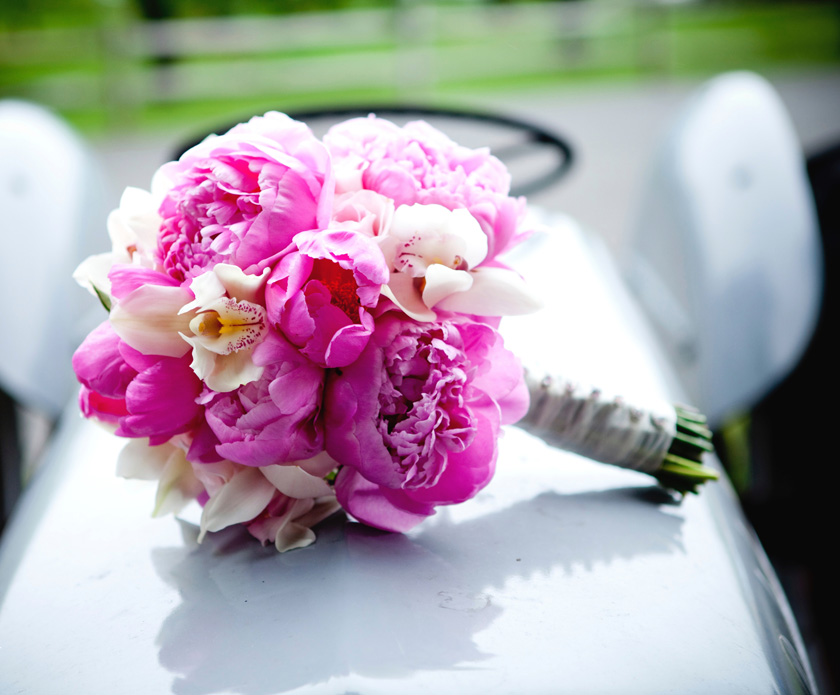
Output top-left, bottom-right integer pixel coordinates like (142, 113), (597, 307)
(176, 105), (573, 199)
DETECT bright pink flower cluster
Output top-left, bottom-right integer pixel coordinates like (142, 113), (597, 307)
(73, 112), (534, 547)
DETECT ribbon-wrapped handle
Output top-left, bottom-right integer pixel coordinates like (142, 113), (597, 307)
(517, 370), (718, 494)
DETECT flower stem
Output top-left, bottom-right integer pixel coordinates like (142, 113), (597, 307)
(654, 405), (718, 494)
(517, 371), (718, 494)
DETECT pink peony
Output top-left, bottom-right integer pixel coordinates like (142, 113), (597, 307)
(115, 345), (203, 444)
(72, 322), (203, 444)
(155, 112), (334, 283)
(72, 321), (137, 401)
(265, 228), (389, 368)
(325, 315), (529, 532)
(73, 321), (135, 426)
(202, 332), (325, 466)
(324, 116), (528, 260)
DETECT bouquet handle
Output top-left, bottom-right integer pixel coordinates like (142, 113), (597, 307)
(517, 370), (718, 494)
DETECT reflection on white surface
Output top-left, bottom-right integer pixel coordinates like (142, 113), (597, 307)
(151, 444), (688, 694)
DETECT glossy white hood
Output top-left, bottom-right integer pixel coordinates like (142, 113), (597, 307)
(0, 217), (815, 694)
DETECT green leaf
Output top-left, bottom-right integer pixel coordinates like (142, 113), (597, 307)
(92, 283), (112, 312)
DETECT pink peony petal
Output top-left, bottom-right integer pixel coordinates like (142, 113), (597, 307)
(335, 467), (434, 533)
(72, 321), (137, 399)
(118, 355), (202, 441)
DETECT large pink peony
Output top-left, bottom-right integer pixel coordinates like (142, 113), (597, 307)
(155, 112), (333, 283)
(264, 228), (389, 368)
(324, 314), (529, 532)
(202, 332), (325, 467)
(324, 116), (528, 260)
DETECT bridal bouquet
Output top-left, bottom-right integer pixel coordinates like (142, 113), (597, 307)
(73, 111), (715, 552)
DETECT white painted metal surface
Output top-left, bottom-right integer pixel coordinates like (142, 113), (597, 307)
(0, 216), (815, 694)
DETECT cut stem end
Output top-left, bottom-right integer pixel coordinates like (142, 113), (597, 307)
(653, 405), (719, 494)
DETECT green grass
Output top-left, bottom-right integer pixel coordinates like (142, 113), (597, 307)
(2, 1), (838, 136)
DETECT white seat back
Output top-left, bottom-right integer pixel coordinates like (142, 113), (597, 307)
(621, 72), (822, 426)
(0, 101), (105, 417)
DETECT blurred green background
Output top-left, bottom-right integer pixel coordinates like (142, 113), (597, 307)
(2, 0), (839, 135)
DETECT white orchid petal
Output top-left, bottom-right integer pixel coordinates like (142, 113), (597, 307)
(181, 331), (264, 392)
(180, 272), (226, 315)
(73, 253), (117, 297)
(250, 498), (312, 553)
(389, 204), (488, 275)
(382, 274), (436, 322)
(273, 498), (316, 551)
(275, 496), (341, 552)
(204, 349), (264, 393)
(276, 521), (318, 552)
(106, 210), (138, 258)
(451, 208), (488, 269)
(108, 187), (162, 261)
(179, 333), (217, 382)
(215, 263), (270, 304)
(154, 448), (202, 517)
(120, 187), (160, 232)
(422, 264), (474, 308)
(297, 496), (342, 529)
(187, 297), (267, 356)
(261, 465), (333, 499)
(294, 451), (340, 478)
(150, 166), (176, 204)
(117, 438), (166, 480)
(199, 467), (275, 542)
(110, 285), (193, 357)
(178, 267), (268, 391)
(436, 267), (543, 317)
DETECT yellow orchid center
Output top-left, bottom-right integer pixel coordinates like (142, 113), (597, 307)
(188, 298), (267, 356)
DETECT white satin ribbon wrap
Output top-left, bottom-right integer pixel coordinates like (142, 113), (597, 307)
(518, 370), (676, 474)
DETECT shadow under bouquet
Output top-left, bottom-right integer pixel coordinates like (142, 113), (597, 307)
(73, 111), (715, 552)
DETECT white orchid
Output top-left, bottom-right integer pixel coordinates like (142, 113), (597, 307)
(73, 187), (161, 300)
(178, 264), (270, 392)
(197, 452), (340, 552)
(117, 438), (203, 518)
(377, 203), (541, 321)
(109, 263), (270, 393)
